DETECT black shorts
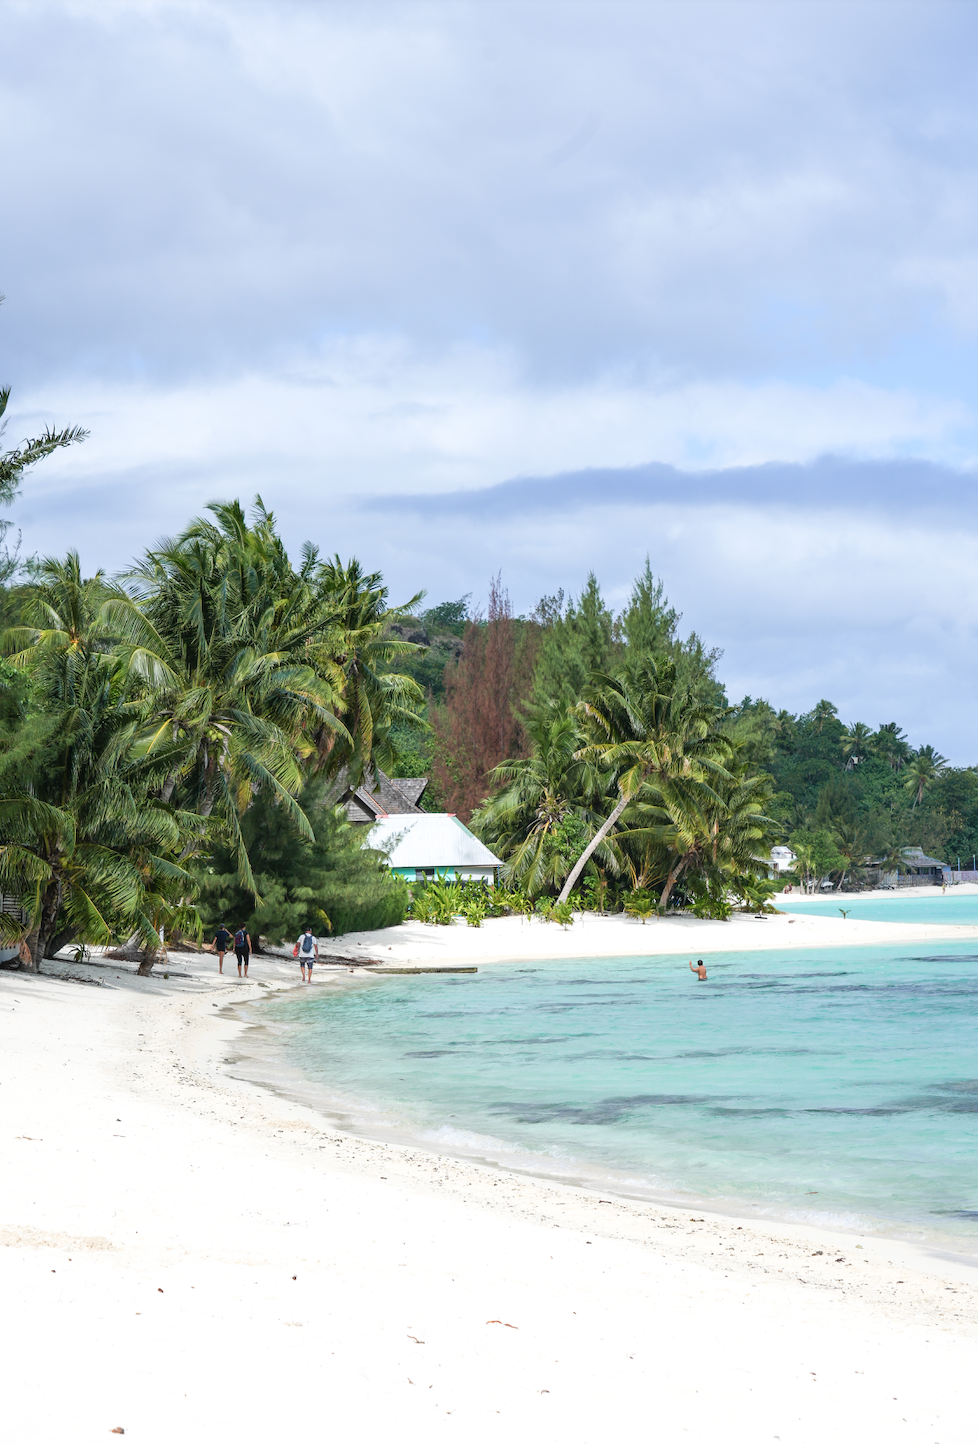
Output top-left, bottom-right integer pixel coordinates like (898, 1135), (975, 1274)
(299, 954), (314, 967)
(235, 948), (250, 963)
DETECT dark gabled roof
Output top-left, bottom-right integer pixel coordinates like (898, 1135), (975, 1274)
(392, 778), (427, 806)
(340, 769), (429, 823)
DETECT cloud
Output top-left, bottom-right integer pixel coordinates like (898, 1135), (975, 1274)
(4, 0), (978, 389)
(4, 1), (978, 758)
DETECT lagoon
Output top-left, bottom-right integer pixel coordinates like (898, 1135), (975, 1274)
(783, 892), (978, 926)
(248, 939), (978, 1250)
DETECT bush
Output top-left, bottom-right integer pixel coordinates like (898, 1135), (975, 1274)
(624, 889), (658, 923)
(198, 777), (409, 943)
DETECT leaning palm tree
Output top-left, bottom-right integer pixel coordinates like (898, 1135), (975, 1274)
(904, 745), (948, 808)
(623, 760), (779, 910)
(555, 656), (731, 904)
(473, 704), (619, 896)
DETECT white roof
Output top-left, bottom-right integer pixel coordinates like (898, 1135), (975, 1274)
(367, 813), (502, 869)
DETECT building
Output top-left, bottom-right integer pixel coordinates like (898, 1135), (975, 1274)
(768, 845), (797, 878)
(877, 846), (950, 888)
(367, 813), (502, 884)
(0, 894), (27, 967)
(340, 769), (429, 824)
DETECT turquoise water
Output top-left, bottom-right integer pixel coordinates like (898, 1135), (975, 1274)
(251, 942), (978, 1246)
(783, 893), (978, 926)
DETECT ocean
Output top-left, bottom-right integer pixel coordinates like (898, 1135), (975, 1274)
(238, 914), (978, 1250)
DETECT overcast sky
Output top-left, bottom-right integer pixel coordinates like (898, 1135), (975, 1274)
(3, 0), (978, 756)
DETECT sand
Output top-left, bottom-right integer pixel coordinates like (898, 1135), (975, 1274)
(327, 889), (978, 966)
(3, 915), (978, 1443)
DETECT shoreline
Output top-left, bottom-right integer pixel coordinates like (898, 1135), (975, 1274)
(227, 999), (978, 1264)
(5, 933), (978, 1439)
(314, 899), (978, 968)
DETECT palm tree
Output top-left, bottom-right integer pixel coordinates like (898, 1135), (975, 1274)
(473, 705), (618, 896)
(904, 745), (948, 807)
(810, 699), (839, 733)
(312, 553), (427, 783)
(121, 506), (347, 881)
(623, 761), (780, 910)
(555, 656), (731, 905)
(830, 816), (873, 887)
(0, 574), (199, 969)
(873, 722), (910, 771)
(839, 721), (873, 769)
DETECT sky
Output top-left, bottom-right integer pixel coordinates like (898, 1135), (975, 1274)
(2, 0), (978, 756)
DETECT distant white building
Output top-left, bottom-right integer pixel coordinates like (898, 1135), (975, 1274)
(368, 813), (502, 884)
(768, 845), (797, 878)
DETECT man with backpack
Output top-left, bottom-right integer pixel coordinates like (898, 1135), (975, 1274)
(295, 927), (318, 982)
(233, 925), (251, 978)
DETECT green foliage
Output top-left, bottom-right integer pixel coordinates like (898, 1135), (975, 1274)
(624, 889), (658, 923)
(531, 573), (617, 710)
(789, 827), (848, 892)
(731, 873), (781, 912)
(198, 778), (408, 941)
(421, 597), (471, 638)
(688, 876), (733, 920)
(0, 557), (202, 965)
(407, 877), (493, 927)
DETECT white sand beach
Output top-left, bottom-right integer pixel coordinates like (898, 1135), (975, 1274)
(4, 915), (978, 1443)
(327, 891), (978, 967)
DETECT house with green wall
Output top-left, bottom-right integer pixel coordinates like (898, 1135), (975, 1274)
(368, 813), (502, 884)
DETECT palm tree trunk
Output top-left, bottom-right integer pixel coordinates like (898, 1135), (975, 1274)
(557, 793), (630, 903)
(22, 919), (41, 972)
(659, 861), (685, 913)
(23, 875), (61, 970)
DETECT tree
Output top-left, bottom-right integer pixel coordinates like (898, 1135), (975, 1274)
(472, 704), (618, 895)
(122, 501), (425, 889)
(839, 721), (873, 768)
(873, 722), (910, 771)
(623, 759), (780, 911)
(197, 777), (408, 943)
(556, 656), (731, 905)
(431, 576), (539, 820)
(810, 700), (839, 733)
(0, 557), (199, 969)
(904, 745), (948, 808)
(312, 553), (427, 782)
(619, 558), (679, 655)
(789, 828), (847, 893)
(531, 573), (617, 710)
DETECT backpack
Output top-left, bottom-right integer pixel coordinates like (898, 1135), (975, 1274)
(234, 929), (246, 948)
(301, 933), (314, 953)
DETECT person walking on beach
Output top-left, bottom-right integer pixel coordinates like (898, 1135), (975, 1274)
(234, 925), (251, 978)
(212, 922), (232, 974)
(689, 959), (708, 980)
(295, 926), (318, 982)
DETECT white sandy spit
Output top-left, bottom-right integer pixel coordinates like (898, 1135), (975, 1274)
(3, 922), (978, 1443)
(328, 888), (978, 966)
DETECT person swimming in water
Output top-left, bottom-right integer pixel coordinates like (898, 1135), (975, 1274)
(689, 959), (707, 980)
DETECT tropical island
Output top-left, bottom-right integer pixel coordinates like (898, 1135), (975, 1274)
(4, 351), (978, 1444)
